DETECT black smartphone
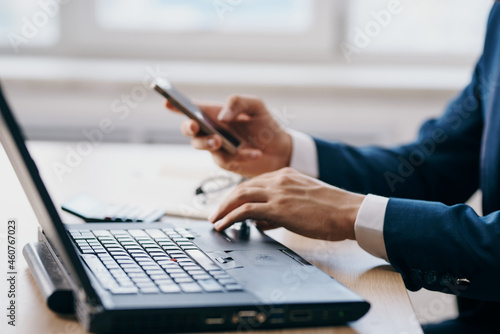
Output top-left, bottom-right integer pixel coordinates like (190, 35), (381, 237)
(153, 78), (241, 154)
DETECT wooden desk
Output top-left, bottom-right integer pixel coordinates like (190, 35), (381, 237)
(0, 142), (422, 334)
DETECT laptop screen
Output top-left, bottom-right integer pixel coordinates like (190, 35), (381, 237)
(0, 84), (99, 303)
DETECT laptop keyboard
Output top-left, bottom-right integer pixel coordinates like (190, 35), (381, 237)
(68, 228), (244, 295)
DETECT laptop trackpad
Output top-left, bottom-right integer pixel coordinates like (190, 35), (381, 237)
(222, 249), (306, 268)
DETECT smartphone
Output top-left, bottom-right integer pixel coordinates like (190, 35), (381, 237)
(153, 78), (241, 154)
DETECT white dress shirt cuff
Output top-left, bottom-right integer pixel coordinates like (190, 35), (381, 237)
(287, 129), (319, 178)
(355, 194), (389, 262)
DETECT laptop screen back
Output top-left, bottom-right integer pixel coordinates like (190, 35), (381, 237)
(0, 84), (99, 302)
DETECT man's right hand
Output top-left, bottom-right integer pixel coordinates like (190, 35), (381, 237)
(165, 95), (292, 177)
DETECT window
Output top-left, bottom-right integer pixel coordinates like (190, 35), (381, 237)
(346, 0), (492, 56)
(95, 0), (313, 34)
(0, 0), (494, 64)
(65, 0), (333, 62)
(0, 0), (59, 50)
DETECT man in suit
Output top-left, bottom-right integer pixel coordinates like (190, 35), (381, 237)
(166, 3), (500, 333)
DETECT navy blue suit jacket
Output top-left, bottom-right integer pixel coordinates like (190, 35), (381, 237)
(314, 3), (500, 325)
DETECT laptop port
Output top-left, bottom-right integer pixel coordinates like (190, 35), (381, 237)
(289, 310), (313, 322)
(232, 310), (267, 324)
(268, 309), (285, 324)
(204, 316), (225, 325)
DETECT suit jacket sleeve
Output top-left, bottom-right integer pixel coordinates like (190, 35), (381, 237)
(314, 59), (484, 203)
(313, 52), (495, 299)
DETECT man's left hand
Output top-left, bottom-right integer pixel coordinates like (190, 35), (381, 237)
(209, 168), (365, 241)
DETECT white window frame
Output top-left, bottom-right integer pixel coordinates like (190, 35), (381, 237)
(0, 0), (489, 67)
(49, 0), (338, 62)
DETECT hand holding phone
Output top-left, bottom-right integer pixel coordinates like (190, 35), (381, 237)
(153, 78), (241, 154)
(157, 79), (293, 177)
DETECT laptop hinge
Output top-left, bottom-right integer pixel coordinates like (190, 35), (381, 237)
(25, 228), (102, 314)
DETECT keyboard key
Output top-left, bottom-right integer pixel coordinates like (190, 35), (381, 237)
(142, 265), (161, 270)
(177, 241), (194, 246)
(159, 284), (181, 293)
(121, 242), (139, 247)
(128, 272), (148, 278)
(103, 263), (120, 270)
(158, 241), (176, 246)
(145, 229), (166, 239)
(192, 274), (211, 280)
(198, 279), (224, 292)
(188, 270), (206, 276)
(149, 252), (167, 257)
(162, 246), (180, 251)
(160, 263), (180, 269)
(170, 273), (190, 279)
(178, 260), (195, 265)
(173, 237), (189, 242)
(118, 280), (135, 287)
(186, 250), (220, 271)
(98, 253), (112, 259)
(209, 270), (225, 275)
(129, 229), (149, 237)
(214, 274), (232, 280)
(109, 286), (138, 294)
(122, 267), (144, 274)
(174, 277), (194, 284)
(107, 247), (125, 252)
(150, 274), (169, 280)
(137, 261), (156, 268)
(128, 249), (147, 254)
(140, 287), (160, 294)
(154, 279), (174, 285)
(155, 237), (171, 242)
(180, 283), (202, 293)
(218, 278), (238, 285)
(145, 269), (164, 274)
(109, 268), (127, 276)
(93, 230), (112, 237)
(132, 277), (153, 284)
(137, 284), (157, 291)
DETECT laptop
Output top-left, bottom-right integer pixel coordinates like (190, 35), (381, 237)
(0, 83), (369, 333)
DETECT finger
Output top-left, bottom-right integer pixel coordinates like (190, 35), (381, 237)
(210, 187), (268, 223)
(233, 148), (262, 162)
(254, 220), (280, 231)
(181, 119), (200, 137)
(213, 203), (269, 231)
(218, 95), (265, 122)
(213, 148), (262, 165)
(191, 135), (222, 152)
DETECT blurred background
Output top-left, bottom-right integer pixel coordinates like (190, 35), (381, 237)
(0, 0), (494, 326)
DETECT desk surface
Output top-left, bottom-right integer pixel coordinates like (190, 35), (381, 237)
(0, 142), (422, 334)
